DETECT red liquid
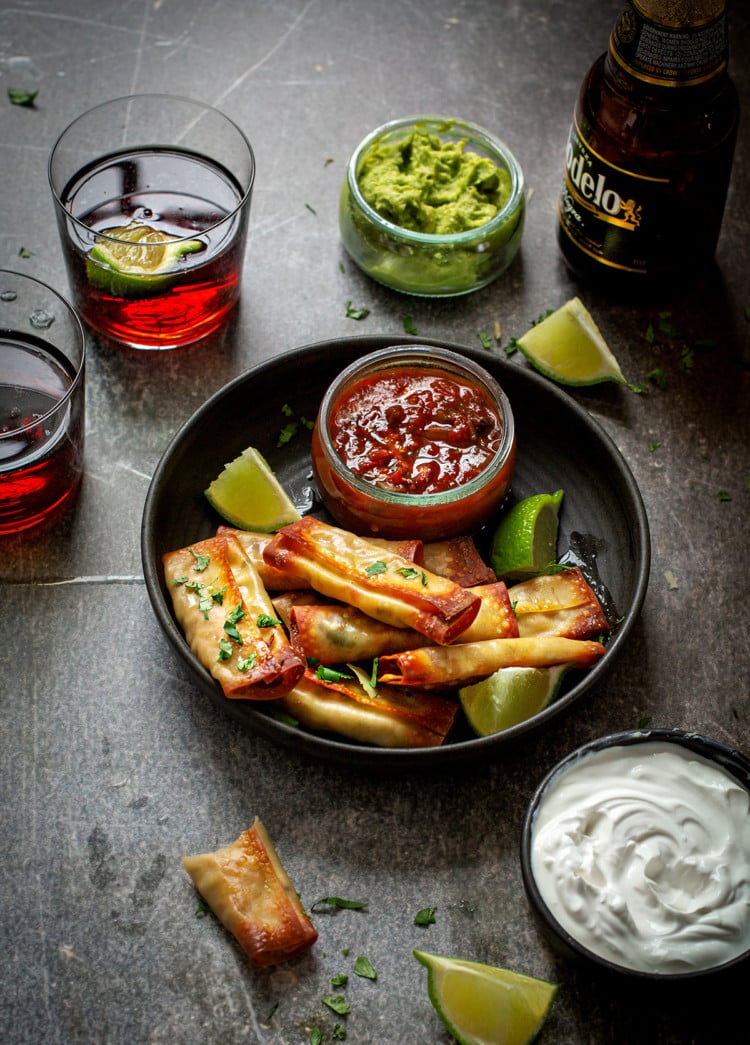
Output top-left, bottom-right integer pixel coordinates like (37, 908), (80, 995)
(0, 337), (84, 533)
(59, 148), (248, 348)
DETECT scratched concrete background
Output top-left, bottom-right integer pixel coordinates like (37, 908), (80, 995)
(1, 1), (749, 1043)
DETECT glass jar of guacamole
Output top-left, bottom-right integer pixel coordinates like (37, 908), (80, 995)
(339, 116), (525, 297)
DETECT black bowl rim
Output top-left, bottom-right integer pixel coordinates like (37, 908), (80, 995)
(140, 333), (651, 772)
(520, 726), (750, 980)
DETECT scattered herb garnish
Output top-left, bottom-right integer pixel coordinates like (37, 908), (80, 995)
(502, 336), (520, 356)
(8, 87), (38, 107)
(414, 907), (436, 926)
(195, 896), (210, 917)
(217, 638), (233, 661)
(331, 973), (348, 988)
(717, 490), (732, 502)
(369, 658), (379, 688)
(648, 441), (661, 453)
(277, 403), (314, 447)
(332, 1026), (347, 1041)
(237, 653), (257, 672)
(309, 1029), (322, 1045)
(268, 707), (299, 727)
(365, 560), (387, 577)
(402, 314), (417, 334)
(396, 566), (419, 580)
(257, 613), (282, 628)
(322, 995), (350, 1016)
(18, 246), (34, 258)
(345, 300), (370, 321)
(311, 896), (367, 912)
(188, 547), (210, 572)
(646, 367), (667, 389)
(638, 715), (652, 729)
(477, 330), (492, 350)
(172, 575), (189, 586)
(223, 620), (243, 644)
(199, 595), (214, 619)
(354, 956), (377, 980)
(264, 1003), (279, 1022)
(316, 665), (353, 683)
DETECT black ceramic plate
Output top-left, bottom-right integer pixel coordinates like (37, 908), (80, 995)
(141, 335), (650, 770)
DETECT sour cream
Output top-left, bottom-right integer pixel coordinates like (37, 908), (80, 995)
(530, 740), (750, 974)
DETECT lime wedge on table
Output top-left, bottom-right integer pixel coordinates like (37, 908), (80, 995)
(414, 949), (558, 1045)
(490, 490), (563, 582)
(459, 665), (573, 737)
(87, 222), (203, 297)
(205, 447), (301, 532)
(517, 297), (627, 386)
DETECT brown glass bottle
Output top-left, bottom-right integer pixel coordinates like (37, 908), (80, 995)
(557, 0), (739, 292)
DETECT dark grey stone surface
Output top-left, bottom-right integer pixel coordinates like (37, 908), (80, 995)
(1, 1), (748, 1042)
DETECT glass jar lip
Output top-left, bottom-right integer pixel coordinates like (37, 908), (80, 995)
(47, 92), (256, 246)
(345, 114), (525, 245)
(316, 344), (516, 507)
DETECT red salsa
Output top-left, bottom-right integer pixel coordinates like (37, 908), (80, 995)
(329, 368), (504, 495)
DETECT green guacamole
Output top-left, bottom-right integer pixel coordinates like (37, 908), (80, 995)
(357, 130), (511, 235)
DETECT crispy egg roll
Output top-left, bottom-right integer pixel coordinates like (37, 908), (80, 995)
(221, 526), (423, 591)
(278, 669), (457, 748)
(183, 817), (318, 967)
(422, 535), (497, 587)
(263, 517), (480, 645)
(163, 534), (304, 700)
(288, 581), (518, 665)
(377, 635), (606, 689)
(509, 568), (610, 639)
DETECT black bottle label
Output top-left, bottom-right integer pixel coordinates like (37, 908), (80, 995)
(558, 119), (670, 275)
(611, 1), (728, 86)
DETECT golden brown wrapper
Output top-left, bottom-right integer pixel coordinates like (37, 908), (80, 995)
(263, 516), (480, 645)
(163, 533), (304, 700)
(183, 818), (318, 967)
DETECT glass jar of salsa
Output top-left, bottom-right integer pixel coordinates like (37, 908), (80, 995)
(311, 345), (516, 540)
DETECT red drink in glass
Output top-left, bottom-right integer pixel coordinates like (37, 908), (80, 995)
(49, 95), (254, 351)
(0, 272), (85, 534)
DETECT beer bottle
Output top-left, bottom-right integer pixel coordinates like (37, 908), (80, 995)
(557, 0), (739, 291)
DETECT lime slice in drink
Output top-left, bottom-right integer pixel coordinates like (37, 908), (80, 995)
(414, 949), (558, 1045)
(490, 490), (563, 582)
(459, 664), (574, 736)
(516, 297), (627, 385)
(205, 446), (302, 532)
(87, 222), (204, 297)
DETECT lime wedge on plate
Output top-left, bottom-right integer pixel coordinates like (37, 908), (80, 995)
(490, 490), (563, 582)
(87, 222), (203, 297)
(205, 447), (301, 532)
(414, 949), (558, 1045)
(460, 664), (573, 736)
(517, 297), (626, 386)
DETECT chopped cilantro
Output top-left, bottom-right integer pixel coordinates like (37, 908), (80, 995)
(502, 336), (520, 356)
(257, 613), (282, 628)
(332, 1026), (347, 1041)
(345, 300), (370, 320)
(402, 314), (417, 334)
(646, 367), (667, 389)
(331, 973), (348, 988)
(477, 330), (492, 350)
(309, 1030), (322, 1045)
(648, 441), (661, 453)
(8, 87), (38, 107)
(322, 995), (350, 1016)
(223, 621), (243, 644)
(414, 907), (436, 926)
(195, 896), (209, 917)
(365, 560), (387, 576)
(237, 653), (257, 672)
(396, 566), (419, 580)
(717, 490), (732, 502)
(172, 575), (189, 586)
(18, 246), (34, 258)
(311, 896), (367, 912)
(369, 658), (379, 688)
(227, 604), (246, 624)
(217, 638), (233, 661)
(198, 595), (213, 619)
(638, 715), (652, 729)
(211, 586), (226, 605)
(354, 956), (377, 980)
(188, 547), (210, 572)
(316, 665), (353, 683)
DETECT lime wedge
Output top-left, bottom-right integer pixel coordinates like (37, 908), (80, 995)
(205, 447), (302, 532)
(516, 297), (627, 386)
(87, 222), (203, 298)
(459, 664), (573, 736)
(490, 490), (563, 582)
(414, 949), (558, 1045)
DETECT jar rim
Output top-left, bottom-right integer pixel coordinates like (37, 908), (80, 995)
(315, 344), (516, 507)
(345, 115), (525, 245)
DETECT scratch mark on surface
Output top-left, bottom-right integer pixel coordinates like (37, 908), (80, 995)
(210, 0), (317, 109)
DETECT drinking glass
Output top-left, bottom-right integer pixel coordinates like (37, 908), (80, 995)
(48, 94), (255, 350)
(0, 270), (86, 534)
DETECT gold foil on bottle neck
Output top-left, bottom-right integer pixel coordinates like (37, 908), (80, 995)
(632, 0), (725, 28)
